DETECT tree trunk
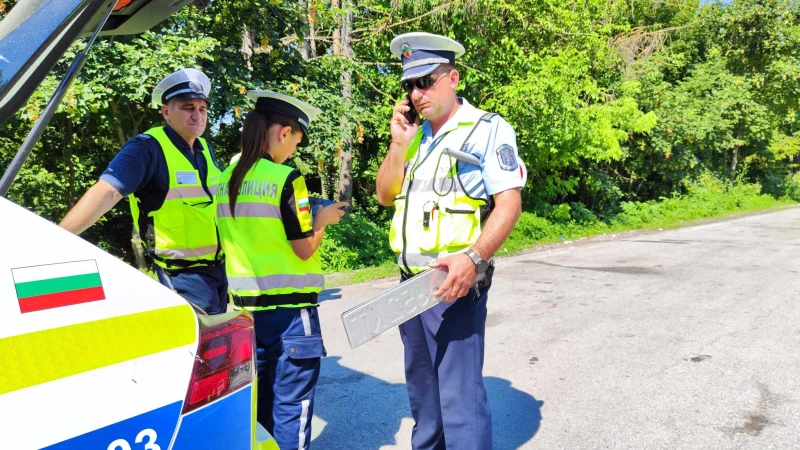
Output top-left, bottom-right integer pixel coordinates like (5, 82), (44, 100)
(299, 0), (317, 59)
(332, 0), (341, 56)
(241, 26), (254, 71)
(336, 0), (354, 204)
(319, 159), (328, 199)
(110, 99), (127, 147)
(64, 118), (75, 206)
(308, 2), (318, 58)
(730, 145), (739, 181)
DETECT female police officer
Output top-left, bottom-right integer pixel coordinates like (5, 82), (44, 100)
(215, 90), (346, 450)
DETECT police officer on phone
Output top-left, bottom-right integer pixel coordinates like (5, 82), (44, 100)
(375, 32), (528, 450)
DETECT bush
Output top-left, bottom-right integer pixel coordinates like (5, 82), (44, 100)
(570, 202), (598, 223)
(613, 177), (781, 227)
(502, 175), (791, 256)
(319, 213), (394, 272)
(787, 173), (800, 201)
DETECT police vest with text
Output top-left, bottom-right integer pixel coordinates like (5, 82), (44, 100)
(128, 127), (222, 270)
(215, 159), (323, 311)
(389, 114), (495, 274)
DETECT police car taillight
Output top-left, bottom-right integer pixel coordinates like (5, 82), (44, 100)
(182, 315), (255, 413)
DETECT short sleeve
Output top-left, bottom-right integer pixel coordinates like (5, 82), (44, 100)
(480, 117), (528, 195)
(280, 171), (314, 240)
(99, 135), (157, 197)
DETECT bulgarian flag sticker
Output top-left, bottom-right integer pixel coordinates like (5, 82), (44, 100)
(12, 260), (106, 313)
(297, 197), (310, 213)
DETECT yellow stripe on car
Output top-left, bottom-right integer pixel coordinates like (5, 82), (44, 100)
(0, 305), (196, 395)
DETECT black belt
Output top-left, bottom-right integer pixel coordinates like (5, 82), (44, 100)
(231, 292), (318, 309)
(150, 254), (223, 270)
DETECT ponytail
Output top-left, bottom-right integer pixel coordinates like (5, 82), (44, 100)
(228, 109), (303, 217)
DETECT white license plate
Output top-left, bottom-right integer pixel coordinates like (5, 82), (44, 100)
(341, 268), (448, 349)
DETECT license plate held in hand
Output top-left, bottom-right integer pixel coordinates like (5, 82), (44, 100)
(341, 268), (448, 349)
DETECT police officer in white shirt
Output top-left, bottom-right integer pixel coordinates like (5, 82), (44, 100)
(375, 32), (527, 450)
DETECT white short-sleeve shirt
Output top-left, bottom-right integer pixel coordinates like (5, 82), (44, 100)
(414, 98), (527, 198)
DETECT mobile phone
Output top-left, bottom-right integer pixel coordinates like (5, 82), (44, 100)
(310, 198), (348, 221)
(404, 94), (418, 124)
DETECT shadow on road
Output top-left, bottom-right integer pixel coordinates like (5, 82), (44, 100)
(488, 377), (544, 450)
(319, 288), (343, 303)
(313, 356), (543, 449)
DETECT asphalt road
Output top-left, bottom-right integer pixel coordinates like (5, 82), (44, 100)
(309, 207), (800, 449)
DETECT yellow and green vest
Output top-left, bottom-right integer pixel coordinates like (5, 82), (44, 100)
(129, 127), (222, 270)
(215, 158), (323, 311)
(389, 121), (490, 274)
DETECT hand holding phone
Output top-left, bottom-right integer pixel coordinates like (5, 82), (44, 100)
(391, 95), (419, 148)
(311, 198), (349, 222)
(313, 200), (349, 227)
(404, 94), (418, 124)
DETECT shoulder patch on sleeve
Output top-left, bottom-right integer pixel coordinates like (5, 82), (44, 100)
(495, 144), (519, 171)
(292, 176), (313, 233)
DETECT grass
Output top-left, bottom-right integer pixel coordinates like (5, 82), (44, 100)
(325, 260), (398, 286)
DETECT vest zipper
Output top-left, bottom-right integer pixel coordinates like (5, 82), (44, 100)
(401, 177), (413, 273)
(401, 133), (450, 273)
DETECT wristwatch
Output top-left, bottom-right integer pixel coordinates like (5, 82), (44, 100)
(465, 247), (489, 274)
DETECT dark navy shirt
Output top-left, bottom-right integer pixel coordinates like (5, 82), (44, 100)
(101, 124), (222, 229)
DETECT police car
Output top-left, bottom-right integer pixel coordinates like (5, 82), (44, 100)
(0, 0), (276, 448)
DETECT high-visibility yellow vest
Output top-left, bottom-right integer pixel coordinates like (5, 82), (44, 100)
(129, 127), (222, 270)
(389, 120), (491, 274)
(215, 158), (323, 311)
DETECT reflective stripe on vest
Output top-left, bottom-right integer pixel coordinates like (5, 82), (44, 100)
(216, 201), (282, 219)
(227, 273), (325, 292)
(389, 121), (490, 274)
(128, 127), (222, 270)
(396, 252), (441, 269)
(154, 245), (219, 259)
(164, 186), (209, 201)
(216, 159), (323, 311)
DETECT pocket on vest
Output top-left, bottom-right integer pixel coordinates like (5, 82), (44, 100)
(158, 207), (184, 229)
(412, 208), (442, 252)
(182, 202), (216, 245)
(154, 207), (186, 250)
(440, 206), (480, 249)
(389, 195), (406, 253)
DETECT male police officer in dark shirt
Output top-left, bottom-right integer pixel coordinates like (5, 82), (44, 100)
(60, 68), (227, 314)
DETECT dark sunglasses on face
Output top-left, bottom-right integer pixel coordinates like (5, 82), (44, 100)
(401, 71), (451, 92)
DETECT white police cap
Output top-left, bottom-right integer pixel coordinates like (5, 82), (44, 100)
(246, 90), (322, 147)
(152, 68), (211, 106)
(390, 32), (465, 81)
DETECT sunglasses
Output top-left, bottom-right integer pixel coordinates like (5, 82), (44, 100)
(400, 70), (451, 92)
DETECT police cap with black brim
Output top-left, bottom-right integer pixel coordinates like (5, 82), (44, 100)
(389, 32), (465, 81)
(246, 90), (322, 147)
(152, 68), (212, 106)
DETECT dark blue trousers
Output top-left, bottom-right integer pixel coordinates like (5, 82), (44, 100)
(155, 264), (228, 314)
(253, 307), (326, 450)
(399, 280), (493, 450)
